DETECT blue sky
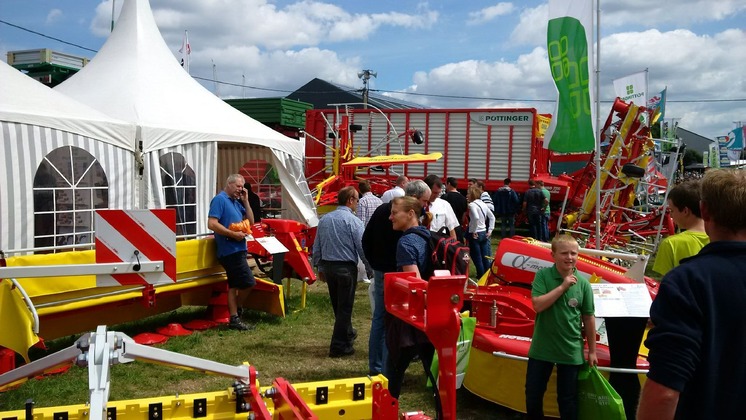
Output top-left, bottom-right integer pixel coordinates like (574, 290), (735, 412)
(2, 0), (745, 139)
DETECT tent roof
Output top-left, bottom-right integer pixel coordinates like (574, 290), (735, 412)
(0, 60), (135, 150)
(56, 0), (303, 159)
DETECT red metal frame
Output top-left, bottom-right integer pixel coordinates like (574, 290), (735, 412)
(384, 272), (467, 420)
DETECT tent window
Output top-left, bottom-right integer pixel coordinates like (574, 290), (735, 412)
(240, 160), (282, 218)
(159, 152), (196, 236)
(33, 146), (108, 250)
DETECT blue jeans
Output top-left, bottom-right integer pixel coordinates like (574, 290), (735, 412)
(541, 213), (551, 241)
(500, 214), (516, 238)
(468, 231), (492, 278)
(368, 270), (388, 374)
(525, 358), (581, 420)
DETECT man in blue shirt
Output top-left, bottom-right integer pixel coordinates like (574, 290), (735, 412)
(208, 174), (256, 331)
(312, 186), (370, 357)
(638, 169), (746, 420)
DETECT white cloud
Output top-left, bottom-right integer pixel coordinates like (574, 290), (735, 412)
(92, 0), (435, 50)
(509, 4), (547, 46)
(467, 2), (515, 25)
(45, 9), (63, 25)
(602, 0), (746, 27)
(90, 0), (121, 37)
(81, 0), (744, 138)
(193, 46), (362, 99)
(397, 28), (746, 138)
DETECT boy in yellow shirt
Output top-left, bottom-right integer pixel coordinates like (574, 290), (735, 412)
(653, 180), (709, 276)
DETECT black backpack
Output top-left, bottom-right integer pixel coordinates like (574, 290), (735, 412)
(406, 226), (471, 279)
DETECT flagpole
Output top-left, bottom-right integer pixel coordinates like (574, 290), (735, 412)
(111, 0), (116, 32)
(184, 30), (190, 74)
(594, 0), (601, 249)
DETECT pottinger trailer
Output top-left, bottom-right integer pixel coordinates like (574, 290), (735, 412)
(304, 107), (560, 195)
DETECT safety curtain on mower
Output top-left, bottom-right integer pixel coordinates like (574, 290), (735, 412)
(0, 279), (39, 362)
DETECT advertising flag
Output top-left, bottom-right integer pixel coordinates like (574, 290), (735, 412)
(613, 70), (648, 105)
(725, 126), (745, 150)
(544, 0), (595, 153)
(647, 87), (666, 124)
(179, 30), (191, 73)
(718, 135), (732, 167)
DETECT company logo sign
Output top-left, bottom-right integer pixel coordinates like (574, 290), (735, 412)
(471, 112), (534, 126)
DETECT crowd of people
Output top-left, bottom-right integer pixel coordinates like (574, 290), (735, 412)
(206, 168), (746, 420)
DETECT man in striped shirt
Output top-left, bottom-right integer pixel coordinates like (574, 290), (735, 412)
(357, 180), (382, 227)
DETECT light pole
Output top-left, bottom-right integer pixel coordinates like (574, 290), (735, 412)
(357, 69), (377, 109)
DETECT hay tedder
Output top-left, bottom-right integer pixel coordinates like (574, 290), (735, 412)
(556, 98), (679, 254)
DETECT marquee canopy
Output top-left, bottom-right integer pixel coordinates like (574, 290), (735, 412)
(0, 60), (135, 150)
(56, 0), (304, 160)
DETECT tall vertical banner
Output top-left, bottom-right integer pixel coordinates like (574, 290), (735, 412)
(545, 0), (595, 153)
(717, 135), (732, 167)
(613, 70), (648, 105)
(725, 127), (745, 162)
(647, 87), (667, 124)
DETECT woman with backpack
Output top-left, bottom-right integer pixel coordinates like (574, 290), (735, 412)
(467, 185), (495, 279)
(385, 196), (441, 415)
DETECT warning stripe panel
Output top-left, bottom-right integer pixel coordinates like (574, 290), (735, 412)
(95, 240), (148, 286)
(101, 210), (176, 281)
(94, 210), (177, 286)
(126, 210), (177, 254)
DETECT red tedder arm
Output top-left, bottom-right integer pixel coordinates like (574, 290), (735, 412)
(384, 272), (467, 420)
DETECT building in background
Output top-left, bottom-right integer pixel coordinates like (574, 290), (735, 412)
(7, 49), (88, 87)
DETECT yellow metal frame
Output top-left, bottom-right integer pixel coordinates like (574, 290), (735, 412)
(0, 375), (389, 420)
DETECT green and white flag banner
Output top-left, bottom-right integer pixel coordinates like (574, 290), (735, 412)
(545, 0), (596, 153)
(613, 70), (648, 105)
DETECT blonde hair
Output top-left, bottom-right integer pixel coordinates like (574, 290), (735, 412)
(392, 196), (432, 227)
(467, 185), (481, 202)
(551, 234), (579, 252)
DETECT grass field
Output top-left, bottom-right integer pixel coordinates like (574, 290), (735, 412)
(0, 276), (523, 419)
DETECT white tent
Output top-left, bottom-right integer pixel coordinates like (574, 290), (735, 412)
(0, 61), (138, 252)
(57, 0), (317, 232)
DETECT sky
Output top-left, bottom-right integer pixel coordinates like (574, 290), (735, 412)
(1, 0), (745, 140)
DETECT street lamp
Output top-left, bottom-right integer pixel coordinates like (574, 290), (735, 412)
(357, 69), (377, 109)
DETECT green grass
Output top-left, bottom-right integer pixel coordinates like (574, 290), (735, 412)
(0, 280), (521, 419)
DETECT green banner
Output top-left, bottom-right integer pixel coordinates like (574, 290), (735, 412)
(546, 17), (594, 153)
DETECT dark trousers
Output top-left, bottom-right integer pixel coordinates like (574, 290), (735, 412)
(454, 225), (466, 244)
(500, 214), (516, 238)
(385, 342), (435, 399)
(541, 214), (551, 241)
(322, 262), (358, 354)
(525, 358), (581, 420)
(605, 317), (648, 420)
(528, 213), (543, 240)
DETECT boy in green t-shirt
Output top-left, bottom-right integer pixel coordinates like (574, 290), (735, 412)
(653, 180), (709, 276)
(525, 235), (597, 420)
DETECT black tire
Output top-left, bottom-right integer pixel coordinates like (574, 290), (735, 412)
(621, 163), (645, 178)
